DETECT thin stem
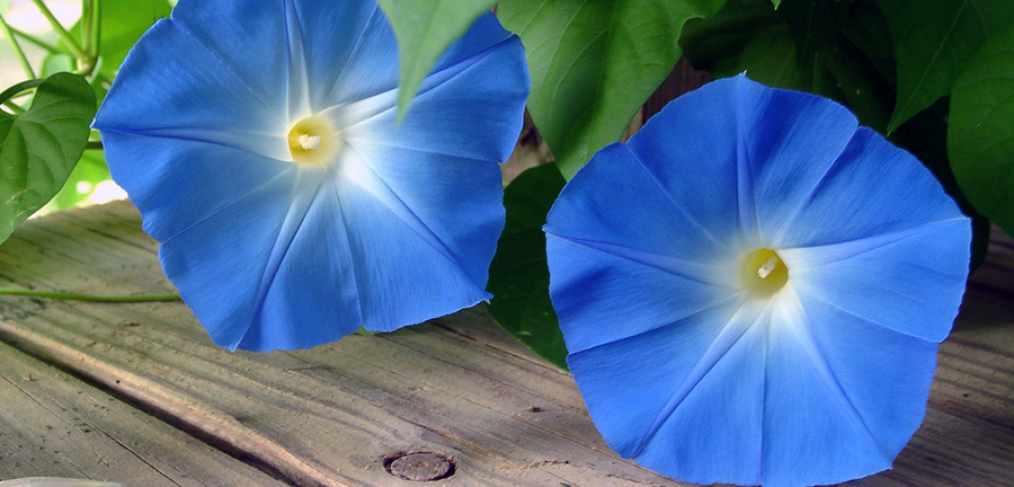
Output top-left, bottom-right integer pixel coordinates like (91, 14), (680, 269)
(81, 0), (88, 49)
(0, 78), (44, 106)
(2, 100), (25, 115)
(28, 0), (88, 61)
(0, 288), (183, 303)
(0, 12), (36, 79)
(87, 0), (100, 59)
(9, 26), (61, 54)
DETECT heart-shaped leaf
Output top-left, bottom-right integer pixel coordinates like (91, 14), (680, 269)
(0, 72), (96, 244)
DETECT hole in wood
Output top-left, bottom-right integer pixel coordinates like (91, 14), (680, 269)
(384, 451), (455, 482)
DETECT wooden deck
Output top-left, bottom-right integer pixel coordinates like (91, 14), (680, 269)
(0, 201), (1011, 487)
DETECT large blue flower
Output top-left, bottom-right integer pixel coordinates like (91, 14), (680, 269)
(544, 76), (970, 487)
(93, 0), (528, 351)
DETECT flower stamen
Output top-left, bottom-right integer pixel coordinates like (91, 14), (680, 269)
(741, 248), (788, 296)
(288, 115), (340, 165)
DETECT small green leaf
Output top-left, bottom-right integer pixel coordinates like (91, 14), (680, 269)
(0, 72), (96, 244)
(499, 0), (727, 180)
(771, 0), (780, 8)
(44, 149), (111, 211)
(71, 0), (172, 79)
(948, 25), (1014, 235)
(487, 164), (568, 369)
(42, 52), (75, 77)
(376, 0), (497, 121)
(876, 0), (1012, 132)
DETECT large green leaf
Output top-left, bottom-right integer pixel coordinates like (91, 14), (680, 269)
(0, 72), (96, 244)
(876, 0), (1011, 132)
(71, 0), (172, 79)
(487, 164), (568, 369)
(376, 0), (497, 121)
(498, 0), (726, 180)
(949, 25), (1014, 236)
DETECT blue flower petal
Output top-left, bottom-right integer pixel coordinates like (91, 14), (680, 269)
(768, 292), (941, 484)
(234, 173), (363, 351)
(337, 30), (527, 162)
(777, 127), (970, 247)
(93, 20), (289, 159)
(331, 160), (496, 332)
(546, 75), (971, 486)
(568, 298), (766, 485)
(783, 217), (970, 342)
(100, 134), (290, 243)
(171, 0), (316, 118)
(158, 170), (302, 350)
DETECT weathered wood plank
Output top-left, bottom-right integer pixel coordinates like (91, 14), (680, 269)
(0, 335), (290, 486)
(0, 202), (1012, 487)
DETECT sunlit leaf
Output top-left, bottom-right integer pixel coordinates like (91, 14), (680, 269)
(498, 0), (727, 180)
(376, 0), (497, 121)
(876, 0), (1012, 132)
(487, 163), (568, 369)
(0, 73), (96, 244)
(949, 25), (1014, 235)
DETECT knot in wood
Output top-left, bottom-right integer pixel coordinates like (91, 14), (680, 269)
(384, 451), (455, 482)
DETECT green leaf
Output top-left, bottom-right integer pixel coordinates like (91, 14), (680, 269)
(876, 0), (1012, 132)
(948, 25), (1014, 236)
(0, 72), (96, 244)
(498, 0), (727, 180)
(71, 0), (172, 79)
(487, 164), (568, 369)
(376, 0), (497, 121)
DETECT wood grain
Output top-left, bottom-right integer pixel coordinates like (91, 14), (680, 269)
(0, 202), (1011, 487)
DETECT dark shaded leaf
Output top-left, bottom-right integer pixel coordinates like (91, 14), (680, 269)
(876, 0), (1012, 132)
(948, 25), (1014, 237)
(487, 163), (568, 369)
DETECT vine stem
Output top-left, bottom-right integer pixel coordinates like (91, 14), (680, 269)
(0, 288), (182, 303)
(9, 25), (61, 54)
(0, 11), (36, 79)
(28, 0), (88, 61)
(0, 78), (44, 106)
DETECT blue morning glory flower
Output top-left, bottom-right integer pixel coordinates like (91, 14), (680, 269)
(544, 76), (970, 487)
(92, 0), (528, 351)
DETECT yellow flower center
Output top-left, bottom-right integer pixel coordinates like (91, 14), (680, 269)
(287, 115), (341, 165)
(740, 248), (788, 296)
